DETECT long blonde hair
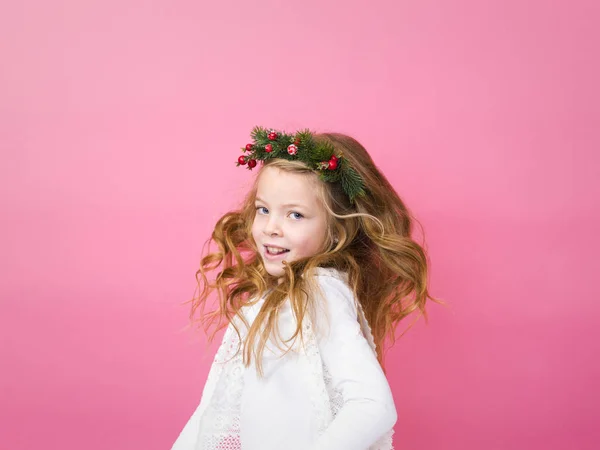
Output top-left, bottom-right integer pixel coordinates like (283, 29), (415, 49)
(190, 132), (441, 375)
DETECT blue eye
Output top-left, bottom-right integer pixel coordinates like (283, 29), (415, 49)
(290, 212), (304, 220)
(256, 206), (268, 215)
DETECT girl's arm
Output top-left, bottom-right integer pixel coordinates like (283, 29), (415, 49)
(310, 274), (398, 450)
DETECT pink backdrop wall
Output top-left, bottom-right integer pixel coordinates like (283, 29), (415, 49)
(1, 1), (598, 449)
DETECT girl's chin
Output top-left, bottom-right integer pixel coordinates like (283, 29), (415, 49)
(265, 269), (285, 279)
(261, 258), (286, 277)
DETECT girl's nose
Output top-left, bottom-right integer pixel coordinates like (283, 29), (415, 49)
(263, 216), (282, 236)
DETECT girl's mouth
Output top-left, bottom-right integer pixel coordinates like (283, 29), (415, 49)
(264, 245), (290, 260)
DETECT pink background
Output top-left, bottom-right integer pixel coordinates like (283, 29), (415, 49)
(1, 1), (598, 449)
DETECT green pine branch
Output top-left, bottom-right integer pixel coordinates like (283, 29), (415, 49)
(245, 126), (367, 204)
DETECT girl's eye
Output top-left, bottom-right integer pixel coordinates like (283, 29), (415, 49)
(256, 206), (268, 215)
(290, 212), (304, 220)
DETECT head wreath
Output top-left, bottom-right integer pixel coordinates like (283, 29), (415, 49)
(237, 126), (367, 204)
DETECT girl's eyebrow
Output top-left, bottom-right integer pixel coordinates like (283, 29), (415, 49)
(255, 196), (307, 209)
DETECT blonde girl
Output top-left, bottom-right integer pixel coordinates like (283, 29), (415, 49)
(171, 127), (438, 450)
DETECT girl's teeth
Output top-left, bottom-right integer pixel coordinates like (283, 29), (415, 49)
(267, 246), (288, 254)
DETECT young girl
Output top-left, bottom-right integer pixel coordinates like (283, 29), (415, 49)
(171, 127), (437, 450)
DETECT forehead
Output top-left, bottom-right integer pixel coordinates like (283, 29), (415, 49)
(256, 166), (322, 207)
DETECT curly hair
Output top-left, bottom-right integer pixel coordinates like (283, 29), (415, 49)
(188, 132), (441, 376)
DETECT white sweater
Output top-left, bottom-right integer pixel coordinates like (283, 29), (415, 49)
(171, 267), (397, 450)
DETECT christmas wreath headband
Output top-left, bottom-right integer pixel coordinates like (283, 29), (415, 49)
(236, 126), (367, 204)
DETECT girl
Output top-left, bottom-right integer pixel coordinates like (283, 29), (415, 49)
(171, 127), (438, 450)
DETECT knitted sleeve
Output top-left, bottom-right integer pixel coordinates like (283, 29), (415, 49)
(309, 274), (397, 450)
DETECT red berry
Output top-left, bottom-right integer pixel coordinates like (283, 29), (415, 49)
(331, 154), (338, 162)
(294, 138), (300, 145)
(268, 132), (278, 140)
(328, 158), (338, 170)
(245, 143), (253, 152)
(265, 143), (273, 153)
(248, 159), (257, 168)
(238, 155), (247, 165)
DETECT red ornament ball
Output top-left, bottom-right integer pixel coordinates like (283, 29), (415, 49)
(265, 143), (273, 153)
(238, 155), (247, 165)
(248, 159), (257, 168)
(268, 132), (278, 140)
(328, 157), (338, 170)
(245, 143), (253, 152)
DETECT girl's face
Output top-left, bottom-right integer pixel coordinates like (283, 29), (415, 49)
(251, 166), (329, 278)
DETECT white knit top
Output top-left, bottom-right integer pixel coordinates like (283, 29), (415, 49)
(171, 267), (397, 450)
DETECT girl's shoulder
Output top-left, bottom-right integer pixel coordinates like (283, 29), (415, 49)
(309, 266), (349, 284)
(306, 267), (366, 340)
(306, 267), (356, 310)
